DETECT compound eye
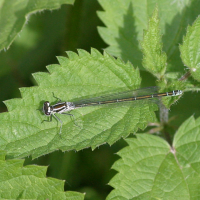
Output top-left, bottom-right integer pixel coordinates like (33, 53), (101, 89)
(43, 101), (51, 115)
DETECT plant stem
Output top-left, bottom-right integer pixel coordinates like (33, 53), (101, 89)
(159, 101), (172, 145)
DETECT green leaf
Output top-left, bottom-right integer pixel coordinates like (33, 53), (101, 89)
(0, 0), (75, 50)
(107, 116), (200, 200)
(0, 151), (84, 199)
(180, 15), (200, 81)
(173, 116), (200, 199)
(97, 0), (200, 72)
(0, 48), (159, 159)
(141, 6), (167, 79)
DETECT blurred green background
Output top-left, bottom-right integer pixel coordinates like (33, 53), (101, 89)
(1, 0), (200, 199)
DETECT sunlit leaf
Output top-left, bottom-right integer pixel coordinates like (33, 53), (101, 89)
(0, 48), (160, 159)
(107, 116), (200, 199)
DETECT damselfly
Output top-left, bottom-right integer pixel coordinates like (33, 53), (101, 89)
(42, 86), (182, 134)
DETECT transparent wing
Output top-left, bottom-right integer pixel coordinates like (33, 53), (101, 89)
(73, 86), (159, 105)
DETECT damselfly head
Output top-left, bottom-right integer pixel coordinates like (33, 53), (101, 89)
(43, 101), (51, 116)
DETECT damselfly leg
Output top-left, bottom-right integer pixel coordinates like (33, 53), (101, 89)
(52, 92), (62, 102)
(42, 94), (80, 134)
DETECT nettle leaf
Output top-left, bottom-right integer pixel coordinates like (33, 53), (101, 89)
(97, 0), (192, 70)
(0, 151), (84, 199)
(141, 6), (167, 79)
(107, 116), (200, 200)
(0, 48), (160, 159)
(0, 0), (75, 50)
(180, 15), (200, 82)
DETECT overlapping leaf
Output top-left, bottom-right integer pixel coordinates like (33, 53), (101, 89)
(141, 6), (167, 79)
(0, 151), (84, 199)
(0, 0), (75, 50)
(0, 48), (159, 159)
(180, 15), (200, 81)
(107, 116), (200, 200)
(97, 0), (200, 73)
